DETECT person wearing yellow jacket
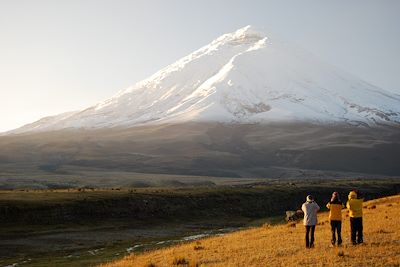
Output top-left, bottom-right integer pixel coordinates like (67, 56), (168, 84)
(326, 192), (343, 246)
(346, 190), (364, 245)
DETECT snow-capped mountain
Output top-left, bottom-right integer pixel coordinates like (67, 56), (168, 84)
(11, 25), (400, 134)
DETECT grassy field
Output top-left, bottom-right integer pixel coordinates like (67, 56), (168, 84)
(0, 180), (399, 267)
(101, 195), (400, 267)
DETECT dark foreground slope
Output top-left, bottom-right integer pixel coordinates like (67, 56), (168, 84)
(0, 123), (399, 187)
(1, 180), (399, 226)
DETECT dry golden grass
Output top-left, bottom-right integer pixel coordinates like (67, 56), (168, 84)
(100, 195), (400, 267)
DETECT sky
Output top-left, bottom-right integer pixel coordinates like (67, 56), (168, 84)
(1, 0), (399, 132)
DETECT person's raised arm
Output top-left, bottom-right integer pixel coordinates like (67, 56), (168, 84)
(315, 202), (320, 211)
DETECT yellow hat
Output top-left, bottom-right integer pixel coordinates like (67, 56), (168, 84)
(348, 191), (357, 199)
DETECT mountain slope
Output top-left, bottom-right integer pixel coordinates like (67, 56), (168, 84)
(9, 25), (400, 134)
(1, 123), (400, 179)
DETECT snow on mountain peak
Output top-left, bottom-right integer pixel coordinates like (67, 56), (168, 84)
(8, 26), (400, 134)
(212, 25), (265, 45)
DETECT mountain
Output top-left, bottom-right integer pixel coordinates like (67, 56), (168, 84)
(8, 25), (400, 134)
(1, 26), (400, 184)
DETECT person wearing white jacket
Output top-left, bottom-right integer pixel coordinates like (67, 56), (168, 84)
(302, 195), (320, 248)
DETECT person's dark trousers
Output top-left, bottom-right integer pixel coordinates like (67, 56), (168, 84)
(330, 220), (342, 245)
(305, 225), (316, 248)
(350, 217), (363, 244)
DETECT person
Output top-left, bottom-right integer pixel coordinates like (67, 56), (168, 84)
(346, 190), (364, 245)
(326, 192), (343, 246)
(301, 195), (320, 248)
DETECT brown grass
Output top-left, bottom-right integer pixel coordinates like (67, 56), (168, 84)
(100, 195), (400, 267)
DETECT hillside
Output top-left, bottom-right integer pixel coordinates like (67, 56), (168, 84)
(1, 123), (400, 181)
(1, 180), (398, 267)
(101, 195), (400, 267)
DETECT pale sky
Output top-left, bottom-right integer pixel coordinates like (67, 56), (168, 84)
(1, 0), (399, 132)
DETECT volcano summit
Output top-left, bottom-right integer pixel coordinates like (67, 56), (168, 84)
(10, 25), (400, 134)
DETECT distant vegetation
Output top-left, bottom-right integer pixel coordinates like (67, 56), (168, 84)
(1, 179), (398, 226)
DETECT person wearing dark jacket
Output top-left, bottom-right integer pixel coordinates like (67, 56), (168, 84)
(326, 192), (343, 246)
